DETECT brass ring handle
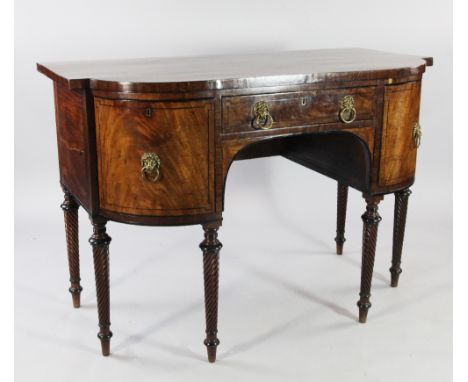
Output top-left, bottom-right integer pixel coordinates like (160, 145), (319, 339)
(251, 101), (274, 130)
(412, 122), (422, 148)
(141, 152), (161, 182)
(339, 95), (357, 124)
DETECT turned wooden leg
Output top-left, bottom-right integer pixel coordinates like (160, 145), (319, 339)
(60, 190), (82, 308)
(334, 182), (348, 255)
(390, 189), (412, 287)
(200, 222), (222, 363)
(89, 217), (112, 356)
(357, 196), (383, 323)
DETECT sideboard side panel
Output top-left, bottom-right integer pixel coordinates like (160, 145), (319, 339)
(54, 82), (92, 209)
(379, 81), (421, 187)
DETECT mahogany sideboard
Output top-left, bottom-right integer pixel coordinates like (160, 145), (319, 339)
(37, 49), (432, 362)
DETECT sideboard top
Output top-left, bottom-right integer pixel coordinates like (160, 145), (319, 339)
(37, 48), (432, 93)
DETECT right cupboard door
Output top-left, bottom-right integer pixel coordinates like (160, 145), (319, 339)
(379, 81), (421, 187)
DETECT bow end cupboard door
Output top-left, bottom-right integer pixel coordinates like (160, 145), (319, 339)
(379, 81), (422, 187)
(95, 98), (215, 217)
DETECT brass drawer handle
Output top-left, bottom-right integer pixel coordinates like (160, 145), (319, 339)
(251, 101), (274, 130)
(339, 95), (357, 124)
(412, 122), (422, 148)
(141, 152), (161, 182)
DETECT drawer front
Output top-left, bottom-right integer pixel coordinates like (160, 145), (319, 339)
(95, 98), (214, 216)
(222, 87), (376, 134)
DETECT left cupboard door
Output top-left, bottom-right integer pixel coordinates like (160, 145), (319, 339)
(95, 98), (215, 217)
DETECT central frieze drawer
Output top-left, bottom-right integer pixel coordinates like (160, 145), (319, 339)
(222, 87), (376, 134)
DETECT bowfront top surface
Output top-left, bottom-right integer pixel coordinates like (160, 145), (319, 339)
(37, 48), (431, 92)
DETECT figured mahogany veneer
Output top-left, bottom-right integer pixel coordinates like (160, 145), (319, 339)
(379, 81), (421, 186)
(222, 86), (376, 134)
(95, 98), (214, 216)
(38, 48), (432, 362)
(54, 84), (93, 209)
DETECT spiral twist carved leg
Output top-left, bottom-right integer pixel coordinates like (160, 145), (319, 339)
(89, 218), (112, 356)
(61, 191), (82, 308)
(200, 223), (222, 363)
(390, 189), (412, 287)
(334, 182), (349, 255)
(357, 196), (383, 323)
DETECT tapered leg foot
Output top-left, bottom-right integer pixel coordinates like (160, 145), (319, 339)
(206, 345), (218, 363)
(89, 217), (113, 356)
(390, 189), (411, 287)
(61, 189), (83, 308)
(200, 222), (222, 363)
(334, 182), (349, 255)
(357, 301), (372, 323)
(71, 294), (81, 309)
(336, 242), (344, 256)
(390, 274), (401, 288)
(390, 269), (402, 288)
(98, 333), (112, 356)
(357, 196), (382, 323)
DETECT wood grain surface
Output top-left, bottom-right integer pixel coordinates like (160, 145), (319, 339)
(222, 86), (375, 134)
(379, 81), (421, 186)
(95, 98), (215, 216)
(54, 83), (92, 207)
(38, 49), (430, 92)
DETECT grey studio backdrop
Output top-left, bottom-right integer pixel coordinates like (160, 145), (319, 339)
(15, 1), (452, 381)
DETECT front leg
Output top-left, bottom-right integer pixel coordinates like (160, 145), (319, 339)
(200, 222), (222, 363)
(357, 195), (383, 323)
(390, 189), (412, 287)
(60, 189), (82, 308)
(89, 217), (112, 356)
